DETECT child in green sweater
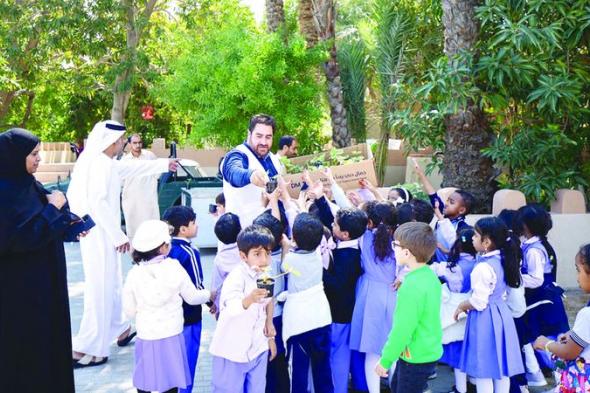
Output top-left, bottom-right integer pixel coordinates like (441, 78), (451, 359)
(375, 222), (442, 393)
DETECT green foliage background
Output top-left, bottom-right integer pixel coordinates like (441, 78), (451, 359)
(153, 0), (328, 153)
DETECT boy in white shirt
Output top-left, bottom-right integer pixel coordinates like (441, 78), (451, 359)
(209, 225), (277, 392)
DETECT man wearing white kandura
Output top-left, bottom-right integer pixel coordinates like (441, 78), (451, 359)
(121, 133), (160, 240)
(67, 120), (178, 368)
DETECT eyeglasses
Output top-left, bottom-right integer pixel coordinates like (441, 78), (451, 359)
(392, 240), (404, 249)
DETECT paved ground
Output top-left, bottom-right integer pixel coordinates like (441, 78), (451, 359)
(68, 242), (580, 392)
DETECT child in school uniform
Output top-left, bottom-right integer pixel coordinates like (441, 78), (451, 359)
(253, 211), (290, 393)
(281, 213), (334, 393)
(431, 227), (477, 393)
(210, 212), (242, 318)
(123, 220), (212, 393)
(514, 203), (569, 387)
(413, 159), (474, 261)
(162, 206), (211, 393)
(455, 217), (524, 393)
(209, 225), (277, 393)
(350, 201), (398, 393)
(320, 207), (369, 393)
(375, 222), (441, 393)
(533, 243), (590, 392)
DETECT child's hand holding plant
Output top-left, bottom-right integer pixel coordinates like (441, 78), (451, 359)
(243, 288), (269, 309)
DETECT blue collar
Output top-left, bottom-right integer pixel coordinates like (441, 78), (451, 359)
(171, 237), (191, 245)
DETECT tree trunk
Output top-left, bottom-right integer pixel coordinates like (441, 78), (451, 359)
(111, 0), (158, 124)
(298, 0), (350, 147)
(325, 44), (350, 147)
(266, 0), (285, 33)
(441, 0), (495, 212)
(298, 0), (318, 47)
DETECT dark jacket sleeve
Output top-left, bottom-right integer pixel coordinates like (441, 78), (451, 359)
(314, 196), (335, 229)
(3, 204), (70, 255)
(221, 150), (253, 188)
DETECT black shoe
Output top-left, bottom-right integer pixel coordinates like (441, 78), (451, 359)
(117, 330), (136, 347)
(73, 355), (108, 369)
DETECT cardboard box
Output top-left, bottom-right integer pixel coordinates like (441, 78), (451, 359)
(282, 144), (377, 198)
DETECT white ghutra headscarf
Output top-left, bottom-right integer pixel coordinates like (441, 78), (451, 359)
(67, 120), (126, 216)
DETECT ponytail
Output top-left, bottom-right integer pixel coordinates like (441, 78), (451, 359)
(448, 227), (476, 271)
(475, 217), (521, 288)
(374, 222), (394, 260)
(367, 201), (397, 261)
(501, 236), (522, 288)
(540, 236), (558, 281)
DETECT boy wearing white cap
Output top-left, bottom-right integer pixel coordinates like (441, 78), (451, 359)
(123, 220), (212, 393)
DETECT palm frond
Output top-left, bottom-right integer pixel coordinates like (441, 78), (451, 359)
(338, 33), (368, 142)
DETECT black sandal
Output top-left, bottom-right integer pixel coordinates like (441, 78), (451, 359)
(117, 330), (137, 347)
(73, 355), (108, 369)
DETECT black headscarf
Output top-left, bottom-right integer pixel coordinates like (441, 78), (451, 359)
(0, 128), (40, 181)
(0, 128), (47, 254)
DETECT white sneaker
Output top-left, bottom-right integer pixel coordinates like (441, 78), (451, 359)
(526, 370), (548, 387)
(519, 386), (530, 393)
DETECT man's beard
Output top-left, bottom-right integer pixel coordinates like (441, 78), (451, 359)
(255, 145), (268, 156)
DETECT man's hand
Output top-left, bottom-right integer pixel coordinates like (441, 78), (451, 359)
(250, 169), (269, 187)
(168, 159), (179, 172)
(47, 190), (67, 209)
(242, 288), (268, 309)
(116, 242), (130, 253)
(374, 361), (388, 377)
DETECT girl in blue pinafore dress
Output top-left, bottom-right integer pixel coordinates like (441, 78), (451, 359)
(514, 204), (569, 385)
(350, 201), (398, 393)
(456, 217), (524, 393)
(432, 227), (476, 393)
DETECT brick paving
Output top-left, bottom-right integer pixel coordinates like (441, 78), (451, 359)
(68, 243), (583, 392)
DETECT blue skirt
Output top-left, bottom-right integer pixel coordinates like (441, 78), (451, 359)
(518, 282), (569, 344)
(133, 333), (191, 392)
(440, 341), (462, 369)
(459, 302), (524, 379)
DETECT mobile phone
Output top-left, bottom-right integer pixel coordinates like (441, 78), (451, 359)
(64, 214), (95, 242)
(209, 204), (218, 214)
(80, 215), (96, 232)
(266, 178), (278, 194)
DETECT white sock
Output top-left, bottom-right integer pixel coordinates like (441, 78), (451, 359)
(493, 376), (510, 393)
(454, 368), (467, 393)
(475, 378), (493, 393)
(523, 343), (541, 373)
(365, 352), (383, 393)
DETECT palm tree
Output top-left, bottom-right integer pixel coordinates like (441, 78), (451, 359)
(373, 1), (412, 184)
(298, 0), (350, 148)
(338, 35), (368, 143)
(441, 0), (495, 211)
(265, 0), (286, 33)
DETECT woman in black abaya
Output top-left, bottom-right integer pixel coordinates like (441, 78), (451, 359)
(0, 128), (75, 393)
